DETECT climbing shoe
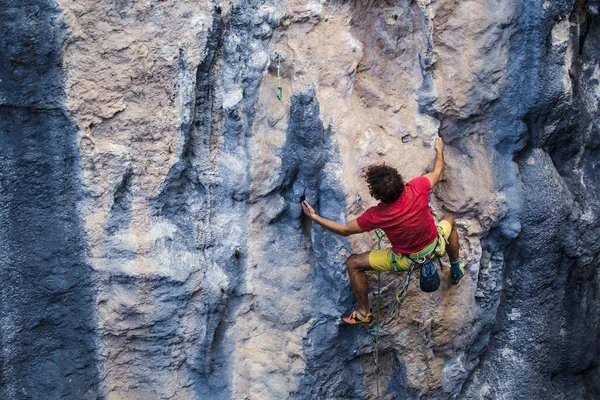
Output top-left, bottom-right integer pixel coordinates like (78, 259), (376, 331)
(451, 260), (463, 285)
(342, 310), (373, 325)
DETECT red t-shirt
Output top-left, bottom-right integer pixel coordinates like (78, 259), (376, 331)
(356, 176), (437, 254)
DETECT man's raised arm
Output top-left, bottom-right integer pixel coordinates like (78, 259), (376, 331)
(424, 136), (445, 188)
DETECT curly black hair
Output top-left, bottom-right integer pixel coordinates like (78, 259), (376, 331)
(365, 164), (405, 204)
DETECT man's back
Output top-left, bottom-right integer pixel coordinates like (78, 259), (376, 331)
(356, 176), (437, 254)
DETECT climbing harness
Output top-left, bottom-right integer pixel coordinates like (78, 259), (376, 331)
(276, 53), (282, 100)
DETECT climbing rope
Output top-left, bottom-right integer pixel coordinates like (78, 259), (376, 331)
(374, 228), (384, 399)
(356, 194), (416, 400)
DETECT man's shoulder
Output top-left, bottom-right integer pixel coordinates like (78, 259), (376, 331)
(361, 202), (389, 219)
(406, 176), (431, 192)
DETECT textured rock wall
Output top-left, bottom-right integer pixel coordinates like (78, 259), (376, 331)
(1, 0), (599, 399)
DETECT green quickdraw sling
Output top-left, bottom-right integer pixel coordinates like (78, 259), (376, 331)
(276, 53), (282, 100)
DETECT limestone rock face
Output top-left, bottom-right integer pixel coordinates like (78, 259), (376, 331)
(1, 0), (599, 399)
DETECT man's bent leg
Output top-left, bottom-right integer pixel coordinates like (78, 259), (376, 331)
(345, 252), (374, 318)
(441, 214), (463, 284)
(441, 214), (459, 262)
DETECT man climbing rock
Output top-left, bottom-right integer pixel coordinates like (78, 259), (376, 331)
(301, 137), (462, 325)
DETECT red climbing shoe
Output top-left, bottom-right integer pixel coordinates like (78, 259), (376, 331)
(342, 310), (373, 325)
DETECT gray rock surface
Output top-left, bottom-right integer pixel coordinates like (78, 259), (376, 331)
(1, 0), (599, 399)
(0, 1), (99, 398)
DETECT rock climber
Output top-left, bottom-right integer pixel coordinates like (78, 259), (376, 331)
(301, 136), (462, 325)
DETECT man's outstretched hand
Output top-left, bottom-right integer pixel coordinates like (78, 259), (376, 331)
(302, 200), (317, 220)
(301, 199), (364, 236)
(435, 136), (444, 154)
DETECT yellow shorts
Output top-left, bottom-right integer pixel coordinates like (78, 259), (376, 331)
(368, 220), (451, 272)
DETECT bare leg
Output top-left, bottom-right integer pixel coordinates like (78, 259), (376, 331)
(441, 214), (459, 262)
(345, 252), (375, 318)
